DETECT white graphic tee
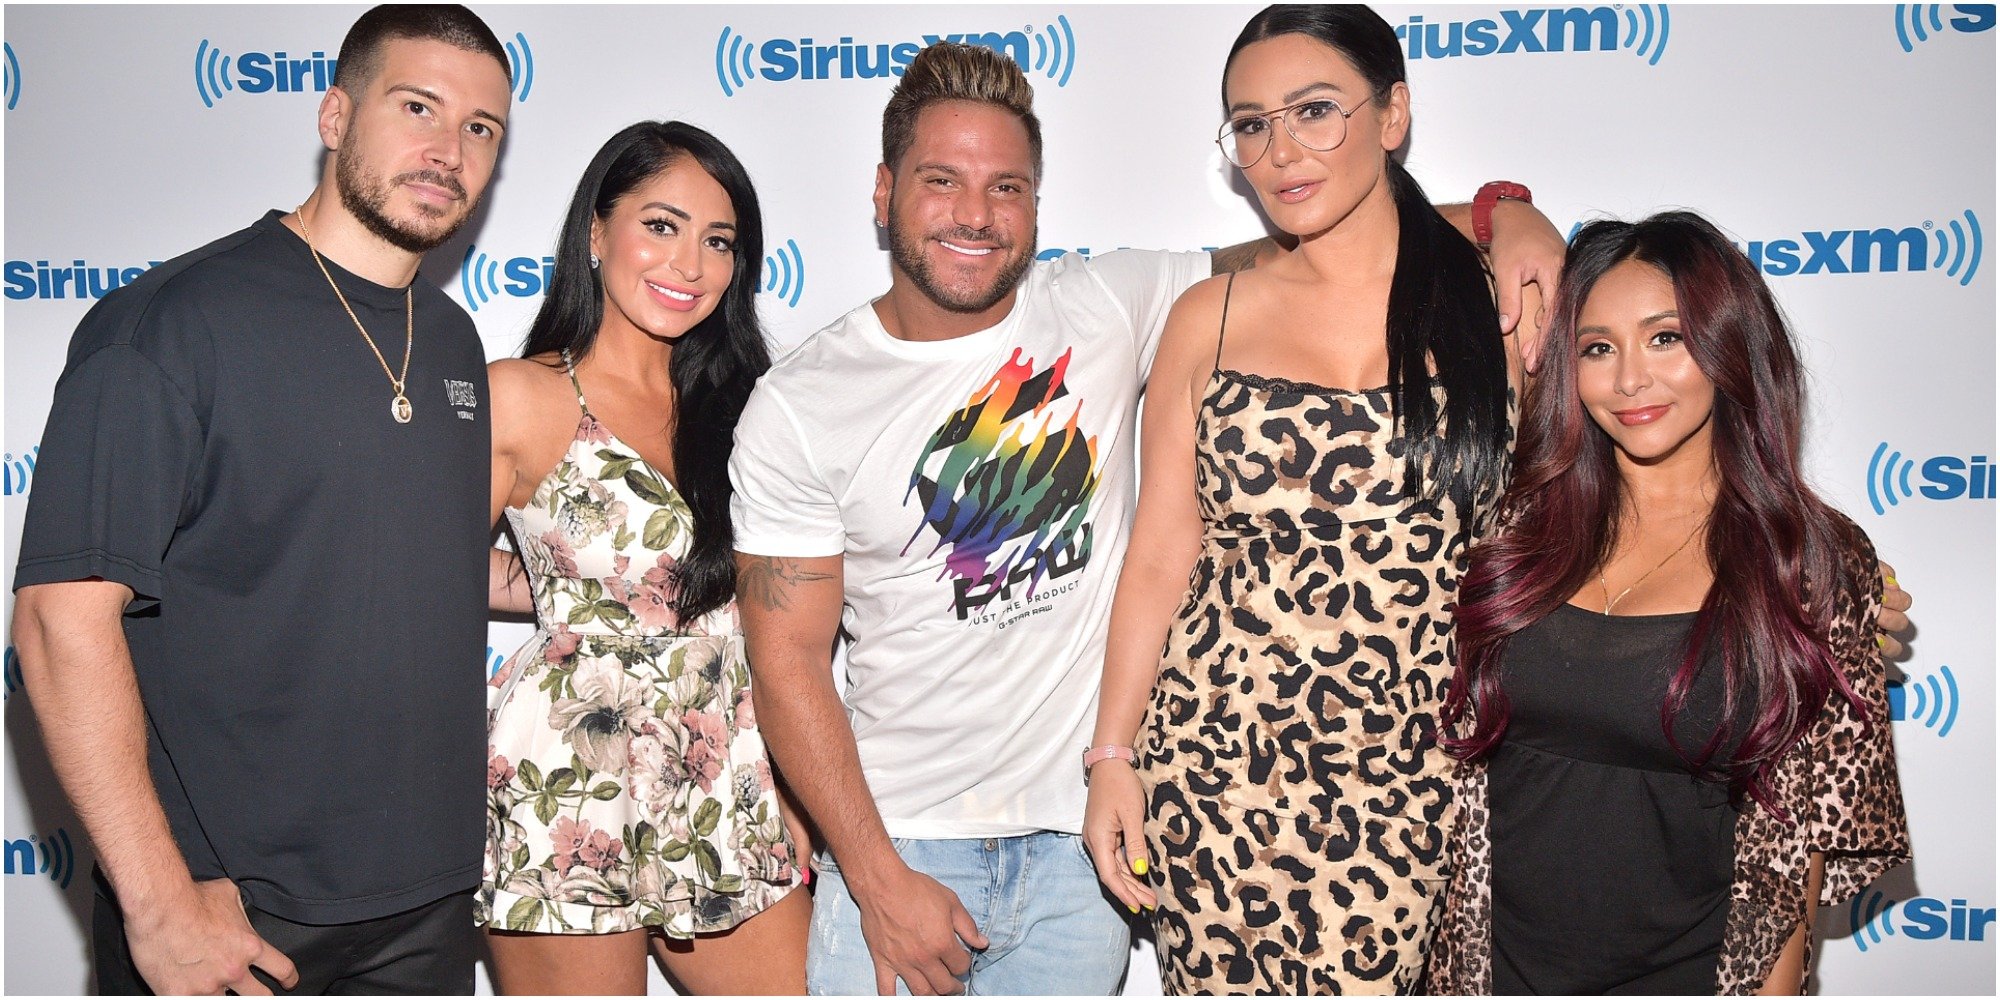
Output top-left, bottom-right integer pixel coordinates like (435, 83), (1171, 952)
(731, 250), (1209, 838)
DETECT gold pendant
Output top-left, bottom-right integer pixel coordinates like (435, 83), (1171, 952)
(392, 394), (413, 424)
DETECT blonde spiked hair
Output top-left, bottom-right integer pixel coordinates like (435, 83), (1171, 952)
(881, 41), (1043, 179)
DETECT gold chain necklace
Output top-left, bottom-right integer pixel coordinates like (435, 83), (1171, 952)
(295, 208), (415, 424)
(1600, 515), (1708, 615)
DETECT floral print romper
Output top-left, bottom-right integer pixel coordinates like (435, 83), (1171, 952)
(478, 352), (797, 936)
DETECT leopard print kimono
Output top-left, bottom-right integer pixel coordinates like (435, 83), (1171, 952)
(1422, 516), (1912, 995)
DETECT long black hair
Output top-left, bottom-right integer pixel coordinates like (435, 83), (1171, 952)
(521, 120), (771, 622)
(1226, 5), (1511, 516)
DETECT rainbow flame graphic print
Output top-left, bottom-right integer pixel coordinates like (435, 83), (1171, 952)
(904, 347), (1101, 620)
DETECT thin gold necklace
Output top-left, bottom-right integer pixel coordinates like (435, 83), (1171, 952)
(1600, 516), (1707, 615)
(295, 208), (415, 424)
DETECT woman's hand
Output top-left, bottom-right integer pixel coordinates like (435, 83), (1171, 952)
(1487, 199), (1567, 368)
(776, 779), (816, 884)
(1083, 761), (1156, 913)
(1877, 559), (1913, 659)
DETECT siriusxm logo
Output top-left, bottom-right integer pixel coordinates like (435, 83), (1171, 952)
(3, 645), (20, 699)
(1888, 665), (1960, 738)
(1566, 212), (1985, 284)
(194, 32), (536, 107)
(3, 829), (76, 889)
(4, 41), (20, 110)
(1555, 211), (1989, 284)
(459, 240), (811, 312)
(458, 246), (554, 312)
(1741, 211), (1983, 283)
(714, 17), (1077, 97)
(1852, 891), (1995, 951)
(3, 446), (35, 497)
(1394, 5), (1669, 65)
(1896, 4), (1995, 52)
(5, 258), (161, 300)
(764, 239), (806, 308)
(486, 645), (505, 677)
(1865, 442), (1993, 515)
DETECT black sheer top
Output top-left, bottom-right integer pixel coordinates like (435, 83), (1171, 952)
(1488, 603), (1746, 995)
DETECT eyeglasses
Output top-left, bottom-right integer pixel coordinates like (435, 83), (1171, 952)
(1215, 95), (1367, 169)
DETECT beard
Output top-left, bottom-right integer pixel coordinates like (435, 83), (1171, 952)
(335, 148), (471, 255)
(885, 200), (1036, 316)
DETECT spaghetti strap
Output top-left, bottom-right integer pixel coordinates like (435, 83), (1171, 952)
(1216, 268), (1232, 374)
(559, 348), (592, 415)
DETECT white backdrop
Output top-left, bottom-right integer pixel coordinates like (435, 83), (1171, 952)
(3, 4), (1992, 995)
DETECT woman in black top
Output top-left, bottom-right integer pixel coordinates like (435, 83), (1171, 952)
(1430, 212), (1910, 994)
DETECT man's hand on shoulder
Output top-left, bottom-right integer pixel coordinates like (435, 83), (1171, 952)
(851, 860), (989, 996)
(126, 878), (298, 996)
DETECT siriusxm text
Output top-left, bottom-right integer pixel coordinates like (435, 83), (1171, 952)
(6, 260), (161, 300)
(1395, 8), (1619, 58)
(755, 31), (1032, 81)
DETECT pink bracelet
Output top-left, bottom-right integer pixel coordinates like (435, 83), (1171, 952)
(1081, 745), (1138, 778)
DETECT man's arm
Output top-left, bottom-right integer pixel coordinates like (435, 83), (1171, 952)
(1209, 236), (1286, 275)
(736, 553), (987, 996)
(12, 581), (296, 996)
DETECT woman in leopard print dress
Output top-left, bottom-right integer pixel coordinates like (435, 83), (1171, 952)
(1081, 7), (1528, 994)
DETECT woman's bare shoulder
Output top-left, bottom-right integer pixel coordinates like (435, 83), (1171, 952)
(488, 354), (571, 401)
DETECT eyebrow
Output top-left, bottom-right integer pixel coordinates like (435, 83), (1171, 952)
(913, 162), (1035, 186)
(640, 202), (736, 231)
(1227, 81), (1342, 117)
(1576, 310), (1680, 336)
(388, 84), (507, 130)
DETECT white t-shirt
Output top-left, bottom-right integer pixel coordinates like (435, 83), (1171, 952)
(730, 250), (1211, 839)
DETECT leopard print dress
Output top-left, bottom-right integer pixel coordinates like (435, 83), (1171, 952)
(1138, 289), (1509, 994)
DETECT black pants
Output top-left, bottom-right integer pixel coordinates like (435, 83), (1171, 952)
(92, 879), (478, 996)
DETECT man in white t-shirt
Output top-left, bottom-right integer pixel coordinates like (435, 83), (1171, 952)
(730, 43), (1558, 996)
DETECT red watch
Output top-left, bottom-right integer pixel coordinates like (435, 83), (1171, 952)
(1472, 180), (1533, 253)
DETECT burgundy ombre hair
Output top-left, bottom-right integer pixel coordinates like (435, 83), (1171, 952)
(1441, 211), (1865, 816)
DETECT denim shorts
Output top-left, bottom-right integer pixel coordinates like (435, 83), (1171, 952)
(807, 831), (1131, 996)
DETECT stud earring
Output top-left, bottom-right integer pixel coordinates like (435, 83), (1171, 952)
(589, 253), (600, 269)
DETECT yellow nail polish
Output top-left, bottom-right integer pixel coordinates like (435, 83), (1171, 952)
(1127, 904), (1139, 914)
(1887, 575), (1899, 588)
(1131, 858), (1150, 876)
(1876, 635), (1886, 649)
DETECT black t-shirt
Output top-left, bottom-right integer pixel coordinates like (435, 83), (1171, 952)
(14, 211), (490, 924)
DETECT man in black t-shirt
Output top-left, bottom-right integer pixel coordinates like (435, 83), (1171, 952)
(11, 6), (512, 994)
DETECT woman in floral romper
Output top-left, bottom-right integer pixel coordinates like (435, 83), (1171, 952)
(477, 122), (807, 993)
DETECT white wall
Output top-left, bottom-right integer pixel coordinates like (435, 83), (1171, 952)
(4, 4), (1991, 994)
